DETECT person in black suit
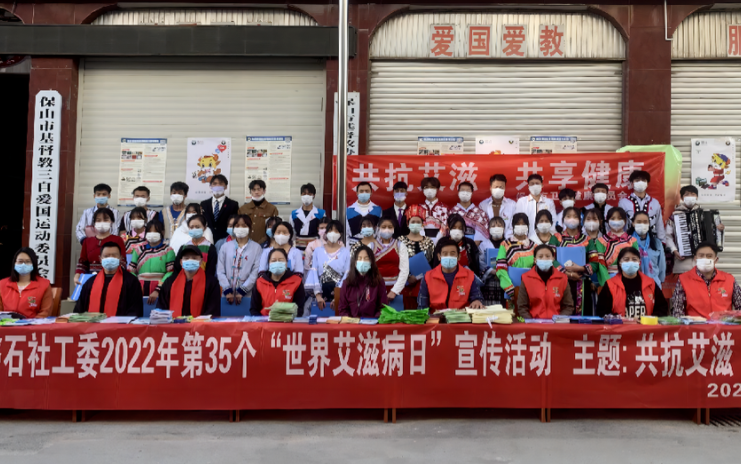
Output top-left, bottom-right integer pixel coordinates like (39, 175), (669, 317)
(199, 174), (240, 243)
(382, 181), (409, 238)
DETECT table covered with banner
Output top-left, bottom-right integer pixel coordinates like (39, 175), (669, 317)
(0, 322), (739, 411)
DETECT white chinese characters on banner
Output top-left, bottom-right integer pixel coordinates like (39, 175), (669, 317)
(417, 137), (464, 156)
(530, 136), (577, 154)
(118, 138), (168, 206)
(475, 136), (520, 155)
(245, 136), (292, 204)
(29, 90), (62, 283)
(185, 138), (232, 201)
(691, 137), (737, 203)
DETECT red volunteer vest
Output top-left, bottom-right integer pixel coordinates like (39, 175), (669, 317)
(256, 274), (303, 316)
(521, 268), (569, 319)
(678, 268), (735, 318)
(0, 277), (50, 319)
(605, 272), (656, 316)
(423, 265), (475, 310)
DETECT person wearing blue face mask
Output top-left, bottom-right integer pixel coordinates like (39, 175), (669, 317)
(338, 246), (388, 318)
(0, 248), (53, 318)
(76, 183), (120, 243)
(346, 182), (382, 248)
(201, 174), (240, 244)
(215, 214), (239, 254)
(183, 214), (218, 277)
(75, 242), (143, 317)
(418, 237), (484, 311)
(596, 247), (668, 318)
(251, 248), (306, 316)
(517, 244), (573, 319)
(158, 245), (221, 317)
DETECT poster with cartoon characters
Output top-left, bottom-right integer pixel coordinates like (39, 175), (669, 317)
(691, 137), (736, 203)
(186, 137), (232, 201)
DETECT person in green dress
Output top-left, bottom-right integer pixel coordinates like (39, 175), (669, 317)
(127, 220), (176, 304)
(589, 207), (639, 287)
(496, 212), (536, 300)
(531, 210), (561, 247)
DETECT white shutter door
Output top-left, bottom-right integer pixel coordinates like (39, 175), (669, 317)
(369, 61), (623, 154)
(72, 58), (326, 280)
(671, 61), (741, 277)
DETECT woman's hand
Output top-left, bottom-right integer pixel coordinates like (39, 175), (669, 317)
(566, 265), (585, 274)
(673, 250), (685, 261)
(469, 300), (484, 309)
(147, 290), (159, 305)
(407, 275), (417, 285)
(316, 294), (326, 309)
(74, 274), (81, 285)
(226, 293), (235, 305)
(235, 293), (243, 305)
(387, 291), (397, 301)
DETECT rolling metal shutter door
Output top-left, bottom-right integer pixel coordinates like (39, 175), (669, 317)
(368, 61), (623, 154)
(72, 58), (326, 280)
(671, 61), (741, 277)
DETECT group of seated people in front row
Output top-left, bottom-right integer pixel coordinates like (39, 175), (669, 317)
(1, 169), (737, 321)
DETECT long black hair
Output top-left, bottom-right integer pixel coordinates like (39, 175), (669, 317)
(345, 245), (383, 288)
(629, 211), (660, 251)
(10, 248), (39, 283)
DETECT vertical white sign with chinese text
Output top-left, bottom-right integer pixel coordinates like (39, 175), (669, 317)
(29, 90), (61, 283)
(118, 138), (168, 206)
(691, 137), (737, 203)
(186, 138), (232, 201)
(245, 136), (292, 205)
(475, 136), (520, 155)
(333, 91), (360, 156)
(538, 25), (566, 58)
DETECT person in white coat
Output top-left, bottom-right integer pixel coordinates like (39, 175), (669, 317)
(479, 174), (517, 238)
(169, 203), (215, 255)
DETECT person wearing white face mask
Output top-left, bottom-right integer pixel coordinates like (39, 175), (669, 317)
(496, 213), (537, 302)
(345, 181), (383, 248)
(239, 179), (280, 244)
(164, 181), (189, 239)
(121, 207), (149, 256)
(582, 183), (614, 227)
(517, 245), (574, 319)
(556, 207), (594, 315)
(259, 221), (304, 275)
(592, 207), (639, 287)
(531, 210), (560, 246)
(515, 174), (557, 237)
(666, 185), (725, 275)
(630, 211), (666, 288)
(128, 220), (176, 304)
(76, 183), (120, 243)
(201, 174), (240, 244)
(75, 208), (126, 285)
(597, 247), (668, 318)
(672, 242), (741, 317)
(478, 216), (507, 306)
(217, 214), (262, 307)
(617, 170), (666, 242)
(291, 182), (327, 251)
(433, 214), (480, 277)
(118, 186), (162, 235)
(182, 214), (218, 277)
(554, 188), (577, 232)
(306, 220), (351, 312)
(304, 218), (341, 274)
(451, 181), (488, 245)
(169, 203), (215, 255)
(381, 181), (410, 238)
(399, 205), (436, 309)
(418, 177), (450, 243)
(479, 174), (517, 239)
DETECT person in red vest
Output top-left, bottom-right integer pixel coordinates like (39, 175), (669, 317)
(158, 245), (221, 317)
(597, 247), (668, 318)
(0, 248), (53, 318)
(517, 244), (574, 319)
(417, 237), (485, 311)
(672, 241), (741, 318)
(75, 242), (143, 317)
(250, 248), (306, 316)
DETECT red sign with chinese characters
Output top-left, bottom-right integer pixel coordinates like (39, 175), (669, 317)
(0, 324), (739, 410)
(729, 25), (741, 57)
(430, 25), (455, 57)
(502, 25), (527, 57)
(346, 153), (664, 212)
(468, 26), (491, 57)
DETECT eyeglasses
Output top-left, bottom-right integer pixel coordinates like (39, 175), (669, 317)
(15, 260), (32, 265)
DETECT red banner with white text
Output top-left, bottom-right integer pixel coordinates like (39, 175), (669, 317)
(0, 323), (739, 411)
(345, 153), (665, 213)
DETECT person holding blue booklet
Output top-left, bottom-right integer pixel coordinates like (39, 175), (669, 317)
(479, 216), (506, 306)
(399, 205), (435, 309)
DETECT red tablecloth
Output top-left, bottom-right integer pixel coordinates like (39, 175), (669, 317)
(0, 323), (739, 410)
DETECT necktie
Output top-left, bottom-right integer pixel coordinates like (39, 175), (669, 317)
(397, 208), (404, 225)
(214, 199), (220, 222)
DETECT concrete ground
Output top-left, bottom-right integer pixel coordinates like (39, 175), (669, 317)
(0, 408), (739, 463)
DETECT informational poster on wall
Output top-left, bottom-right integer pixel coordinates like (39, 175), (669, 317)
(186, 137), (231, 201)
(475, 136), (520, 154)
(245, 136), (292, 205)
(417, 137), (464, 155)
(118, 138), (168, 206)
(691, 137), (737, 202)
(529, 136), (577, 154)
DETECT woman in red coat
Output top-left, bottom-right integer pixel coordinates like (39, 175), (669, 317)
(0, 248), (53, 318)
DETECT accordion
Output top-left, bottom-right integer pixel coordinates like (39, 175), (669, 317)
(673, 208), (724, 258)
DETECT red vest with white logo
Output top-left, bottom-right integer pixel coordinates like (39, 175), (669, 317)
(256, 274), (303, 316)
(605, 272), (656, 316)
(521, 267), (569, 319)
(424, 265), (475, 310)
(678, 268), (735, 318)
(0, 277), (51, 319)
